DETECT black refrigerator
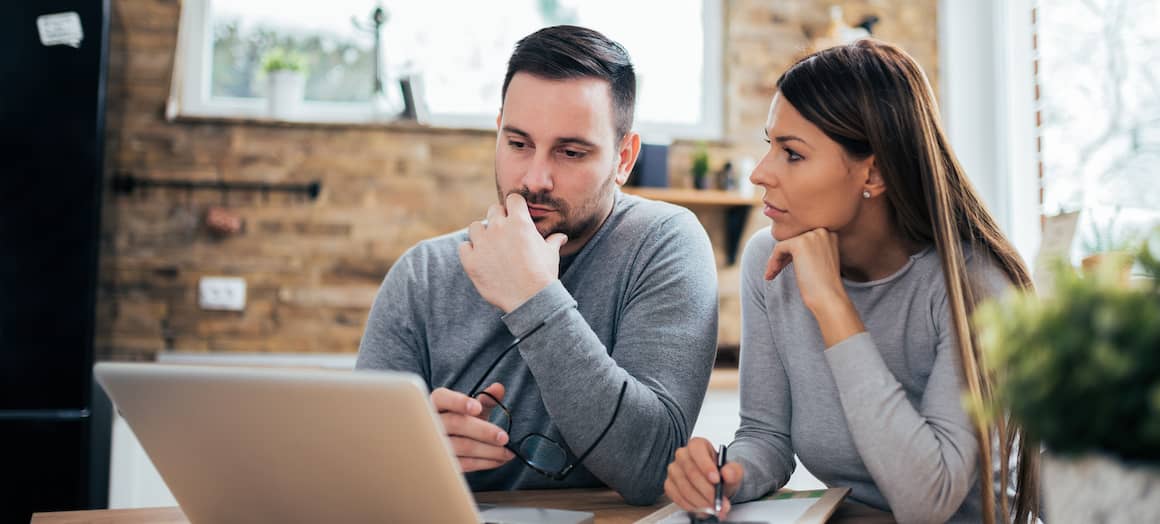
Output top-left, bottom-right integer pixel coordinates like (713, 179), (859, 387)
(0, 1), (112, 520)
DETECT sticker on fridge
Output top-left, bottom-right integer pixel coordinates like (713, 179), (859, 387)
(37, 12), (84, 48)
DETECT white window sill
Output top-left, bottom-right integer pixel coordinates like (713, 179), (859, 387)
(155, 350), (358, 369)
(166, 112), (497, 136)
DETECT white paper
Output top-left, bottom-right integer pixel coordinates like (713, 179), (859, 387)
(37, 12), (84, 48)
(652, 498), (816, 523)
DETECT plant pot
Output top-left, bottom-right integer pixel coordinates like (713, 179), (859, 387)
(267, 70), (304, 120)
(1042, 452), (1160, 523)
(1081, 251), (1135, 285)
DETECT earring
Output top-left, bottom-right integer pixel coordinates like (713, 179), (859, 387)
(862, 190), (871, 199)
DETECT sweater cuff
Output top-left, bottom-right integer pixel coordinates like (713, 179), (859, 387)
(824, 331), (891, 389)
(731, 455), (766, 502)
(500, 280), (576, 339)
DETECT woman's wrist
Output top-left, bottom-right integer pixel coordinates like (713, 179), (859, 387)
(809, 294), (865, 348)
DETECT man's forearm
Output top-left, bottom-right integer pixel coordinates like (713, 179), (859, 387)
(505, 282), (716, 504)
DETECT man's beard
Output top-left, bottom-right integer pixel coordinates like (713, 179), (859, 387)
(495, 172), (616, 242)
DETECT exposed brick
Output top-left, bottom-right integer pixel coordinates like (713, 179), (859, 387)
(98, 0), (938, 360)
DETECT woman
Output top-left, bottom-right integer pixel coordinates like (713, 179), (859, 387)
(663, 40), (1039, 523)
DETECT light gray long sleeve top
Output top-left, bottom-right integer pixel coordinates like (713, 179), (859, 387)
(356, 190), (719, 504)
(729, 230), (1012, 523)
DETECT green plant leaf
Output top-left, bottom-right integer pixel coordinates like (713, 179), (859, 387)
(971, 229), (1160, 463)
(261, 47), (306, 73)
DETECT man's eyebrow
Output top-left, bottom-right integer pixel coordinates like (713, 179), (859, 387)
(556, 136), (598, 149)
(502, 127), (599, 149)
(501, 126), (531, 139)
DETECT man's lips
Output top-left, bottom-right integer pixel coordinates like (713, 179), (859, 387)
(527, 205), (555, 218)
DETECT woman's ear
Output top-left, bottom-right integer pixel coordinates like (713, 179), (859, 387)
(861, 155), (887, 198)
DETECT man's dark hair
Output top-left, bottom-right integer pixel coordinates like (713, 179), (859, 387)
(501, 25), (636, 140)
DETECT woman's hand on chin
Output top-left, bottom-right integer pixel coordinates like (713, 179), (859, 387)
(766, 228), (865, 347)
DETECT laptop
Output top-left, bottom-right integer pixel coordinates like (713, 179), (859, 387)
(94, 362), (594, 524)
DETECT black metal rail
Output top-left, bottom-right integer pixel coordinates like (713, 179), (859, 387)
(110, 172), (321, 200)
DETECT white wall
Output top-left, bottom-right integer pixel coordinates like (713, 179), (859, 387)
(108, 413), (178, 508)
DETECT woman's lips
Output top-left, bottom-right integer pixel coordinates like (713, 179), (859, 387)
(763, 202), (788, 218)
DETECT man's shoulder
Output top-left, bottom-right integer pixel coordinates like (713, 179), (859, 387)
(416, 228), (469, 253)
(617, 190), (693, 220)
(612, 191), (704, 239)
(394, 228), (469, 272)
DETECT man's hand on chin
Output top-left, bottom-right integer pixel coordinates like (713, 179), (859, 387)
(458, 193), (567, 313)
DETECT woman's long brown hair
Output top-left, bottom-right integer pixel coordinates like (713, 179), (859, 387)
(775, 39), (1039, 523)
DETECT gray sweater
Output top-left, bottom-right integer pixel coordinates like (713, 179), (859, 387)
(730, 231), (1012, 523)
(356, 190), (719, 505)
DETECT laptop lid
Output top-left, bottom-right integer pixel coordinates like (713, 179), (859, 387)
(95, 362), (481, 523)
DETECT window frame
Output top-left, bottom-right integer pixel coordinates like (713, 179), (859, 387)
(938, 0), (1041, 264)
(167, 0), (724, 140)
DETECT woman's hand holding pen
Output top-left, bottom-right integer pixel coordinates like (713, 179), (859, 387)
(664, 437), (744, 519)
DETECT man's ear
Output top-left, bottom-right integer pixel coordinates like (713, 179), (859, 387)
(614, 132), (642, 186)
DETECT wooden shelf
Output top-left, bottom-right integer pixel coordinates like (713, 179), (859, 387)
(622, 187), (759, 206)
(622, 187), (758, 265)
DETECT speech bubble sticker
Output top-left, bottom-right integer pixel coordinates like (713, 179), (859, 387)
(37, 12), (84, 49)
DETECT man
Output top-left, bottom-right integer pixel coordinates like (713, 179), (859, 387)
(356, 25), (717, 505)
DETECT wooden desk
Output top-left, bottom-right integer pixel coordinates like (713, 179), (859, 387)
(32, 488), (894, 523)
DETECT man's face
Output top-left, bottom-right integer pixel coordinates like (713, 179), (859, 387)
(495, 72), (635, 254)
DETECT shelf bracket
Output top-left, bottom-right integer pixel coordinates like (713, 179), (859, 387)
(724, 205), (751, 266)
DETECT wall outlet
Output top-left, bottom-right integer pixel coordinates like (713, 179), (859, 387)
(198, 276), (246, 311)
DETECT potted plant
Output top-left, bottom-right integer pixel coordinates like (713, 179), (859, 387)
(973, 227), (1160, 523)
(262, 48), (306, 119)
(691, 142), (710, 190)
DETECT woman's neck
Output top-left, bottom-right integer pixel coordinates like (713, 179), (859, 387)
(837, 210), (922, 282)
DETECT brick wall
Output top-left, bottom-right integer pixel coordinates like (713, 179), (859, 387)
(98, 0), (939, 359)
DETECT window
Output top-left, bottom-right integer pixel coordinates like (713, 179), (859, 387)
(1039, 0), (1160, 259)
(938, 0), (1042, 264)
(169, 0), (723, 139)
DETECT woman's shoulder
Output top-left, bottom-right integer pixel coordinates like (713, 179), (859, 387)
(743, 228), (776, 255)
(740, 228), (776, 278)
(916, 241), (1017, 302)
(963, 243), (1019, 301)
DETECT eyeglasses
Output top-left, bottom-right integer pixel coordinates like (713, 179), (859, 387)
(467, 333), (627, 481)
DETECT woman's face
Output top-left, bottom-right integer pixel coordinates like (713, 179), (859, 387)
(750, 92), (875, 241)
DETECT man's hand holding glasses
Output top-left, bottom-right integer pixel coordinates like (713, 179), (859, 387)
(431, 321), (626, 479)
(430, 382), (517, 473)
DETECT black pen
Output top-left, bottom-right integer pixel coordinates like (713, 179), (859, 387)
(714, 444), (727, 514)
